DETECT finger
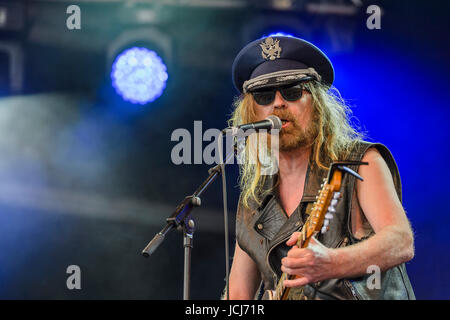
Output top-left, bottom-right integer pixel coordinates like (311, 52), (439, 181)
(286, 247), (310, 258)
(281, 258), (311, 270)
(283, 277), (310, 288)
(281, 266), (311, 277)
(286, 232), (301, 246)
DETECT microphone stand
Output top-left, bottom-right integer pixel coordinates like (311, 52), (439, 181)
(141, 139), (236, 300)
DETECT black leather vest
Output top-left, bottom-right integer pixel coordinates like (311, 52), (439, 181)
(235, 141), (415, 300)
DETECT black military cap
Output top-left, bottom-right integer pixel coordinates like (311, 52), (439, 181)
(232, 36), (334, 94)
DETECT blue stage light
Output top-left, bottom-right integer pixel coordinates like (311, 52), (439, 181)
(111, 47), (168, 105)
(264, 32), (295, 38)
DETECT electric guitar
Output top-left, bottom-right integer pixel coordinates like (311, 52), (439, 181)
(263, 160), (368, 300)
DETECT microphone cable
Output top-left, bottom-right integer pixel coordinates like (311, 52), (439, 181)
(218, 131), (230, 300)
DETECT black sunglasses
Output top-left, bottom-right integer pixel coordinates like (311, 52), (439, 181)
(251, 81), (310, 106)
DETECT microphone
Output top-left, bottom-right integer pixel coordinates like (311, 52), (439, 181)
(222, 115), (282, 135)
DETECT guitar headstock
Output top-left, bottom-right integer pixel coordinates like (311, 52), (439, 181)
(304, 161), (368, 239)
(321, 191), (341, 234)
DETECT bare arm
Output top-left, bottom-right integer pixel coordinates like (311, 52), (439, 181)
(227, 241), (261, 299)
(282, 148), (415, 287)
(331, 148), (414, 277)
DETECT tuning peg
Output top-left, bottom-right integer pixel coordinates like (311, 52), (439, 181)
(325, 213), (333, 219)
(330, 199), (338, 206)
(323, 219), (329, 226)
(328, 206), (336, 213)
(333, 192), (341, 199)
(321, 226), (330, 234)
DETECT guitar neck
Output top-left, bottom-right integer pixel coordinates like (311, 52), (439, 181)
(272, 181), (335, 300)
(273, 225), (312, 300)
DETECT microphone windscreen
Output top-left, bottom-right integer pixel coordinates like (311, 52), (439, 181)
(267, 115), (282, 130)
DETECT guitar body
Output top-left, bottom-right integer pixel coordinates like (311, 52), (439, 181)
(261, 289), (276, 300)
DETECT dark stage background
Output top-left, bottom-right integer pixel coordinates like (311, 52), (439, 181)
(0, 0), (448, 299)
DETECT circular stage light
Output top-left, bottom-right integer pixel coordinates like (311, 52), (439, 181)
(111, 47), (168, 105)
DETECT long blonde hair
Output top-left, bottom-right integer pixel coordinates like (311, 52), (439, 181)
(228, 80), (365, 209)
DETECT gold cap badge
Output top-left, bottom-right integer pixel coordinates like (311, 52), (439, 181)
(260, 37), (282, 61)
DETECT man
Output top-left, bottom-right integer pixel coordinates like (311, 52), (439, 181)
(225, 36), (415, 300)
